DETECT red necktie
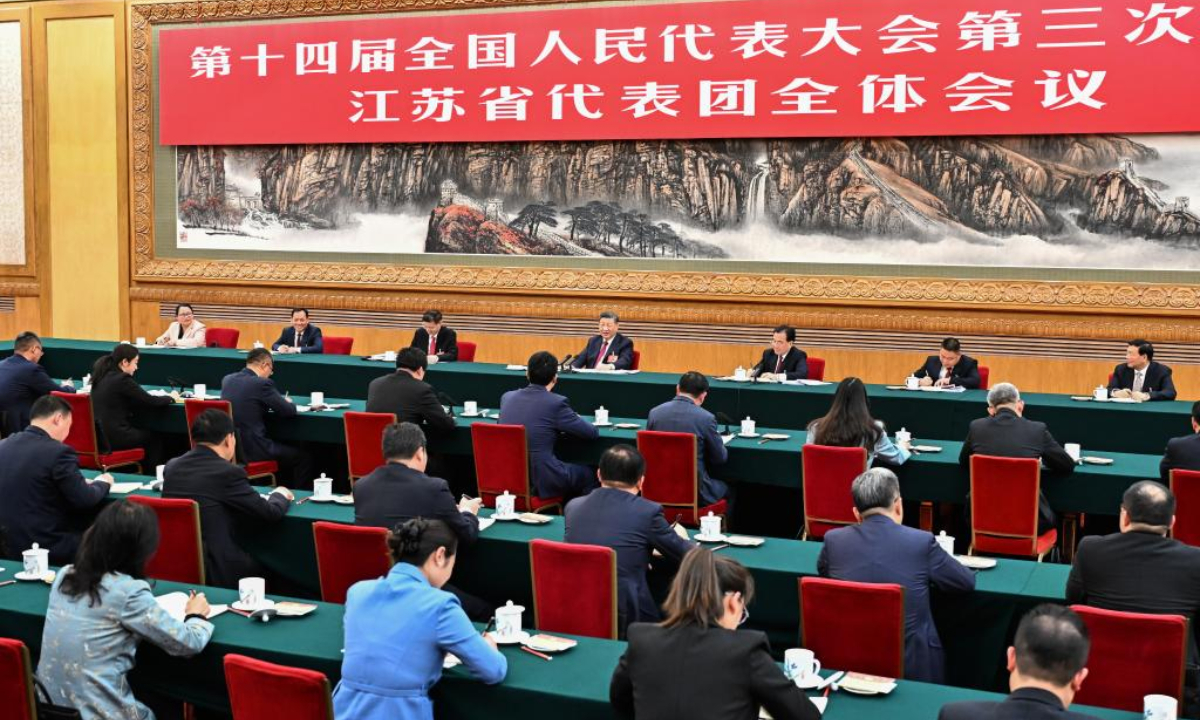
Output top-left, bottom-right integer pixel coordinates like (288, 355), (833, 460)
(595, 341), (610, 368)
(428, 333), (437, 356)
(775, 354), (783, 373)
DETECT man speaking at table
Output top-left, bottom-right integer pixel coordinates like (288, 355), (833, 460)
(751, 325), (808, 381)
(914, 337), (981, 389)
(1108, 339), (1176, 401)
(271, 308), (323, 354)
(571, 310), (635, 371)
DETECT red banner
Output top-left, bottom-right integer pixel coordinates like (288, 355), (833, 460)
(157, 0), (1200, 145)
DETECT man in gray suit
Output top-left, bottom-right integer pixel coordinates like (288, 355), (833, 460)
(646, 371), (729, 506)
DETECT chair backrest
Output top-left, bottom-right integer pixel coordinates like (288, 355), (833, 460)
(471, 423), (533, 509)
(969, 455), (1042, 556)
(530, 539), (617, 640)
(636, 430), (699, 518)
(52, 390), (102, 459)
(344, 412), (396, 483)
(206, 327), (241, 349)
(312, 521), (392, 604)
(225, 653), (333, 720)
(800, 577), (904, 678)
(1071, 605), (1187, 712)
(801, 444), (868, 539)
(457, 341), (477, 362)
(0, 638), (35, 720)
(1170, 469), (1200, 547)
(128, 495), (205, 584)
(323, 336), (354, 355)
(978, 366), (991, 390)
(629, 350), (641, 370)
(807, 357), (826, 381)
(184, 398), (233, 448)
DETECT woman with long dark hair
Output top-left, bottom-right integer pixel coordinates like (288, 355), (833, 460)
(610, 550), (820, 720)
(806, 377), (911, 466)
(37, 500), (213, 718)
(90, 344), (175, 469)
(335, 518), (506, 720)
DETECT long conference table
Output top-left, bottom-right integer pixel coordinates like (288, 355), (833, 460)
(9, 337), (1193, 455)
(0, 558), (1140, 720)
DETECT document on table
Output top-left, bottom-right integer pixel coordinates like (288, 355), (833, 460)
(782, 379), (832, 386)
(106, 482), (145, 494)
(505, 365), (527, 371)
(478, 518), (496, 532)
(156, 592), (228, 622)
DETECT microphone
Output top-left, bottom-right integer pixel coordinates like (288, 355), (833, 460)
(715, 411), (736, 435)
(558, 354), (575, 371)
(166, 376), (188, 393)
(750, 359), (764, 383)
(437, 392), (459, 417)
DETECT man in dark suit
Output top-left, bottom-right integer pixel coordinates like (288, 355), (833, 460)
(366, 347), (455, 437)
(271, 308), (323, 354)
(0, 395), (111, 564)
(819, 467), (975, 683)
(410, 309), (458, 364)
(499, 351), (599, 500)
(565, 445), (695, 635)
(571, 310), (635, 370)
(960, 383), (1076, 534)
(220, 348), (313, 488)
(1108, 339), (1176, 401)
(646, 371), (729, 506)
(162, 409), (293, 588)
(1162, 401), (1200, 482)
(938, 605), (1100, 720)
(914, 337), (981, 389)
(751, 325), (808, 381)
(0, 332), (75, 436)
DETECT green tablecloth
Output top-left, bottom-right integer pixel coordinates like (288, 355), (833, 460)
(15, 337), (1192, 454)
(0, 559), (1138, 719)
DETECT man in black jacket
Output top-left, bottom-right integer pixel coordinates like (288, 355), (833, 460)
(366, 348), (455, 436)
(938, 605), (1100, 720)
(1161, 401), (1200, 482)
(1108, 339), (1177, 401)
(163, 409), (293, 588)
(221, 348), (313, 488)
(960, 382), (1076, 534)
(0, 331), (75, 436)
(0, 395), (111, 564)
(750, 325), (808, 381)
(410, 309), (458, 363)
(271, 308), (323, 354)
(915, 337), (981, 389)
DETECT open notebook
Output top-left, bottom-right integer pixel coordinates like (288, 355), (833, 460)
(156, 592), (228, 622)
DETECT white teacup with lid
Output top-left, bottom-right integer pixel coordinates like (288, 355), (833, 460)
(22, 543), (49, 577)
(699, 512), (722, 540)
(495, 600), (525, 641)
(496, 491), (516, 518)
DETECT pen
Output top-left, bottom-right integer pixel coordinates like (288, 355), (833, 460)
(0, 580), (16, 588)
(710, 544), (730, 552)
(520, 646), (553, 662)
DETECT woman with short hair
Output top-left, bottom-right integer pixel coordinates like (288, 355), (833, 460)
(155, 303), (207, 348)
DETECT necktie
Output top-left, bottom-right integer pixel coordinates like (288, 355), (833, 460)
(595, 341), (610, 369)
(1133, 370), (1145, 393)
(774, 354), (783, 373)
(294, 329), (300, 347)
(428, 333), (437, 356)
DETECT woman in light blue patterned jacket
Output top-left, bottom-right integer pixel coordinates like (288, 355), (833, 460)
(37, 500), (214, 719)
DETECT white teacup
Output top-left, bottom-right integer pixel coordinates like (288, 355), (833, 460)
(22, 544), (49, 577)
(784, 648), (821, 683)
(238, 577), (266, 609)
(252, 341), (265, 349)
(1144, 694), (1178, 720)
(936, 532), (955, 556)
(156, 464), (166, 483)
(136, 337), (147, 347)
(905, 375), (920, 390)
(1093, 385), (1108, 401)
(1065, 443), (1081, 462)
(595, 406), (609, 425)
(310, 391), (325, 407)
(313, 475), (333, 500)
(734, 366), (747, 380)
(464, 401), (478, 415)
(741, 417), (756, 435)
(495, 600), (525, 640)
(383, 350), (397, 362)
(496, 492), (516, 517)
(895, 428), (912, 445)
(700, 513), (722, 539)
(193, 383), (207, 399)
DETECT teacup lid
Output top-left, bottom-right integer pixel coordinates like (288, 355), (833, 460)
(498, 600), (524, 613)
(26, 543), (39, 553)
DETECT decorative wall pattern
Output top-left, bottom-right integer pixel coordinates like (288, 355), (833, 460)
(0, 21), (26, 266)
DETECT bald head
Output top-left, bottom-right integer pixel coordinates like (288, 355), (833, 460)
(1121, 480), (1175, 533)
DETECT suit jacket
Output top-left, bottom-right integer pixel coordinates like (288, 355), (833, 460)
(90, 372), (174, 451)
(914, 354), (981, 389)
(365, 371), (455, 435)
(162, 445), (289, 588)
(752, 346), (808, 380)
(498, 385), (598, 497)
(610, 623), (821, 720)
(937, 688), (1102, 720)
(571, 333), (635, 370)
(1108, 361), (1177, 401)
(353, 462), (479, 544)
(410, 327), (458, 363)
(155, 320), (207, 348)
(1162, 432), (1200, 482)
(646, 395), (729, 506)
(818, 514), (976, 683)
(271, 324), (324, 354)
(0, 426), (109, 564)
(0, 354), (71, 435)
(220, 368), (298, 463)
(565, 487), (694, 633)
(1067, 530), (1200, 660)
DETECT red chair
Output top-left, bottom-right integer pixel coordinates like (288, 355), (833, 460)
(1170, 469), (1200, 547)
(1071, 605), (1187, 712)
(128, 495), (205, 584)
(978, 366), (991, 390)
(206, 327), (241, 349)
(807, 357), (826, 381)
(184, 398), (278, 484)
(323, 336), (354, 355)
(457, 341), (477, 362)
(637, 430), (727, 527)
(345, 411), (396, 485)
(801, 445), (868, 540)
(800, 577), (905, 678)
(471, 423), (562, 513)
(0, 638), (35, 720)
(312, 521), (392, 604)
(530, 539), (618, 639)
(969, 455), (1056, 559)
(225, 654), (333, 720)
(630, 350), (641, 370)
(51, 391), (144, 473)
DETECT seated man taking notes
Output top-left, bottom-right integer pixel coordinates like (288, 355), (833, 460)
(1108, 339), (1176, 402)
(914, 337), (981, 389)
(220, 348), (314, 488)
(751, 325), (808, 381)
(0, 331), (75, 436)
(571, 310), (634, 371)
(271, 308), (323, 354)
(410, 309), (458, 364)
(646, 371), (729, 507)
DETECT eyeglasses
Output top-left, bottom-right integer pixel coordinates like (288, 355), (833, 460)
(725, 591), (750, 626)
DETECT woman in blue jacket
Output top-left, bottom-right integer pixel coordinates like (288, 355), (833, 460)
(335, 518), (507, 720)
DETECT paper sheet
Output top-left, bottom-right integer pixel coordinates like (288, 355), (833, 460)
(156, 592), (228, 622)
(107, 482), (145, 494)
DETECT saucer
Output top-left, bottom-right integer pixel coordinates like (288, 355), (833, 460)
(492, 631), (531, 645)
(459, 411), (486, 418)
(593, 421), (613, 427)
(737, 432), (760, 438)
(516, 513), (553, 525)
(956, 555), (998, 570)
(492, 513), (520, 521)
(232, 599), (276, 612)
(793, 674), (823, 690)
(695, 533), (728, 543)
(14, 570), (47, 582)
(309, 496), (338, 503)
